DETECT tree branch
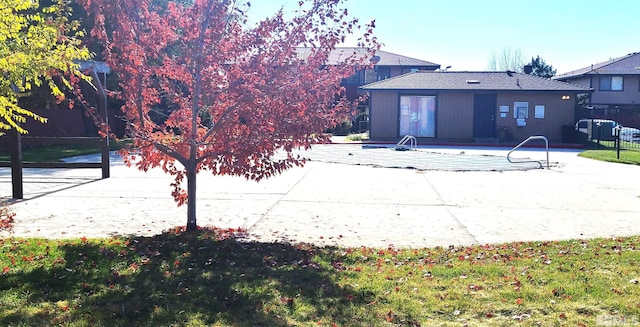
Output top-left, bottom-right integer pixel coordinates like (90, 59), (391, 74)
(153, 141), (188, 167)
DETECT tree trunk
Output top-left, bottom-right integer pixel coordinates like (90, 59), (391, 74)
(186, 165), (197, 232)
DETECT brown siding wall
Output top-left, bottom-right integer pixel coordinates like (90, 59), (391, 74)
(22, 107), (88, 136)
(369, 91), (399, 140)
(389, 67), (403, 78)
(591, 75), (640, 105)
(436, 92), (474, 140)
(564, 76), (591, 88)
(562, 75), (640, 106)
(369, 90), (577, 143)
(495, 92), (576, 142)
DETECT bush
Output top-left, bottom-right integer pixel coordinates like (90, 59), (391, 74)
(328, 120), (353, 136)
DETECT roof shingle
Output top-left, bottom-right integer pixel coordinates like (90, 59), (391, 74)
(296, 47), (439, 67)
(554, 52), (640, 79)
(361, 71), (591, 92)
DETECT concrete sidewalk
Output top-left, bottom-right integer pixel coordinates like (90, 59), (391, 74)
(1, 145), (639, 248)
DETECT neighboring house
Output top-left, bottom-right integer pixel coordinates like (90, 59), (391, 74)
(297, 47), (440, 99)
(360, 71), (592, 143)
(553, 52), (640, 128)
(297, 47), (441, 133)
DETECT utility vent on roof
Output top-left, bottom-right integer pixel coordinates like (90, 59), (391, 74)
(466, 80), (480, 84)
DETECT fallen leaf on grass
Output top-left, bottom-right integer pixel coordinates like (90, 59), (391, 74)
(280, 297), (294, 306)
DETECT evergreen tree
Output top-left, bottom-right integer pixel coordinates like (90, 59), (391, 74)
(528, 55), (557, 78)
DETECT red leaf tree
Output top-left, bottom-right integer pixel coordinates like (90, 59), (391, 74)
(80, 0), (378, 231)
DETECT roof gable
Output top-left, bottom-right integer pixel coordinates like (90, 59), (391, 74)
(295, 47), (439, 68)
(370, 49), (440, 67)
(361, 71), (591, 92)
(554, 52), (640, 79)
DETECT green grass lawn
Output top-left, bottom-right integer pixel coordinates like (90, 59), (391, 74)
(579, 149), (640, 165)
(578, 141), (640, 165)
(1, 229), (639, 326)
(0, 140), (129, 163)
(344, 132), (369, 142)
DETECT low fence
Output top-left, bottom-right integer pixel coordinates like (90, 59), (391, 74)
(0, 130), (110, 199)
(578, 125), (640, 151)
(574, 106), (640, 150)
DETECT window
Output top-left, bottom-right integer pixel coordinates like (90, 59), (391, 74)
(577, 121), (588, 130)
(399, 96), (436, 137)
(400, 67), (421, 74)
(599, 76), (623, 91)
(376, 67), (391, 81)
(513, 102), (528, 119)
(342, 69), (365, 85)
(534, 105), (545, 119)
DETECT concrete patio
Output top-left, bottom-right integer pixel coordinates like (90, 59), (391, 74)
(1, 145), (639, 248)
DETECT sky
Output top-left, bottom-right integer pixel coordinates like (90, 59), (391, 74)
(246, 0), (639, 74)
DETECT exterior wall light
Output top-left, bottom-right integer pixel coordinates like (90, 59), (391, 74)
(561, 95), (570, 100)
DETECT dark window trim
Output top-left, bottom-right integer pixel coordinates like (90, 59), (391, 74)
(599, 75), (624, 91)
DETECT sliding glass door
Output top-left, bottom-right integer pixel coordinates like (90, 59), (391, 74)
(399, 95), (436, 137)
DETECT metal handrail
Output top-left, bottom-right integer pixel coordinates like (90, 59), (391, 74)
(507, 135), (549, 169)
(395, 135), (417, 150)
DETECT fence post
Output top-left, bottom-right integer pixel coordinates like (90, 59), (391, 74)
(615, 126), (621, 159)
(9, 129), (23, 199)
(101, 137), (110, 178)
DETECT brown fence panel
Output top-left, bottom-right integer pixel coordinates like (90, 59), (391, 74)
(0, 131), (109, 199)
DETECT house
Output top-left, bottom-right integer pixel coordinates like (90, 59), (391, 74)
(553, 52), (640, 128)
(360, 71), (592, 143)
(298, 47), (441, 133)
(297, 47), (440, 135)
(297, 47), (440, 98)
